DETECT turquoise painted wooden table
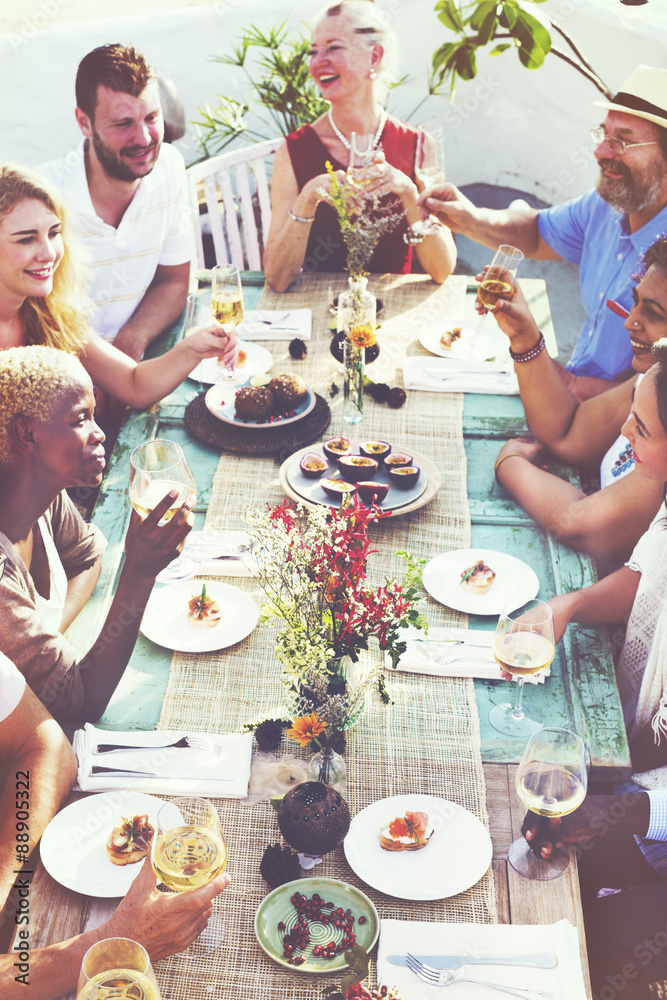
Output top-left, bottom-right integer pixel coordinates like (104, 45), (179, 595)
(68, 273), (630, 782)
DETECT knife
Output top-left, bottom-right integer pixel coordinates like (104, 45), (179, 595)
(387, 953), (558, 970)
(91, 766), (234, 781)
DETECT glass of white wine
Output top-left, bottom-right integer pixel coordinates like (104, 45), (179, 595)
(152, 796), (228, 957)
(77, 937), (160, 1000)
(129, 439), (196, 525)
(489, 598), (555, 738)
(346, 132), (383, 189)
(183, 290), (210, 402)
(210, 264), (244, 382)
(510, 727), (587, 880)
(411, 122), (447, 238)
(469, 243), (524, 352)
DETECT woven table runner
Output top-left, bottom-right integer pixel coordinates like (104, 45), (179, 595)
(156, 273), (497, 998)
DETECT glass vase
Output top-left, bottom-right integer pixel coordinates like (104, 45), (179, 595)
(337, 276), (376, 426)
(343, 339), (365, 425)
(307, 748), (347, 793)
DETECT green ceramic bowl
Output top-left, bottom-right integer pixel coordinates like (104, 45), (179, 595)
(254, 876), (379, 973)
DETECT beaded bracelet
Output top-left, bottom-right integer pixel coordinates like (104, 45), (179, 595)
(403, 223), (425, 246)
(289, 208), (315, 224)
(493, 453), (525, 479)
(509, 333), (545, 363)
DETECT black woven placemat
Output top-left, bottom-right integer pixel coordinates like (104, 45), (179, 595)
(184, 391), (332, 456)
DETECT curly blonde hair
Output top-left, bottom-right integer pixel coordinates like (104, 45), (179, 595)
(0, 163), (90, 355)
(0, 346), (90, 467)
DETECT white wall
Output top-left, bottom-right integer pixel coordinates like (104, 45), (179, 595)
(1, 0), (665, 203)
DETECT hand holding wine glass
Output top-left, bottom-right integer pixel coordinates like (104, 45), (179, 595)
(129, 439), (196, 525)
(346, 132), (384, 190)
(211, 265), (244, 381)
(470, 244), (524, 351)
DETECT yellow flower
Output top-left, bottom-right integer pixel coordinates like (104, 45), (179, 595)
(348, 325), (376, 349)
(286, 711), (327, 747)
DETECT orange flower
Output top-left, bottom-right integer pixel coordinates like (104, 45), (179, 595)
(388, 811), (428, 842)
(348, 325), (376, 349)
(286, 711), (327, 747)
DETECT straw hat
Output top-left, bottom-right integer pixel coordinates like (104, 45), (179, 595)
(594, 65), (667, 130)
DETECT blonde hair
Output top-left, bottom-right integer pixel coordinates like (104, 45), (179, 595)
(317, 1), (398, 90)
(0, 163), (90, 355)
(0, 345), (90, 466)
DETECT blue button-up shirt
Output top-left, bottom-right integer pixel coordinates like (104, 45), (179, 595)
(537, 191), (667, 379)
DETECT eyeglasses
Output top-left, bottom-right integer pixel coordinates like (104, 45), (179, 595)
(590, 126), (659, 157)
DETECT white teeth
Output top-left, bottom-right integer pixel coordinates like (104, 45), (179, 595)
(631, 339), (649, 349)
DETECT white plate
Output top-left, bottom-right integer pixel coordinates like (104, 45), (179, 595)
(40, 791), (164, 897)
(422, 548), (540, 616)
(419, 318), (510, 362)
(344, 793), (492, 900)
(140, 579), (259, 652)
(188, 342), (273, 386)
(204, 383), (316, 429)
(285, 444), (427, 512)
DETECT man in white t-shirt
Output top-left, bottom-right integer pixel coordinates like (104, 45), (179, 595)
(39, 44), (193, 361)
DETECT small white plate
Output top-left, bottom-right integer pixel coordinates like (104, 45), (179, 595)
(419, 318), (510, 362)
(40, 791), (164, 897)
(204, 384), (316, 429)
(344, 793), (492, 900)
(140, 579), (259, 652)
(422, 548), (540, 616)
(188, 342), (273, 386)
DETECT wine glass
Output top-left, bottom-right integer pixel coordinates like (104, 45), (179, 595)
(152, 796), (228, 956)
(410, 122), (447, 238)
(469, 244), (524, 352)
(210, 264), (244, 381)
(77, 938), (161, 1000)
(489, 598), (555, 738)
(128, 439), (196, 526)
(346, 133), (383, 189)
(183, 290), (210, 402)
(509, 727), (588, 880)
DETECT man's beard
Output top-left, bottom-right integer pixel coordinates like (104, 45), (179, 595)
(91, 128), (159, 183)
(597, 157), (664, 216)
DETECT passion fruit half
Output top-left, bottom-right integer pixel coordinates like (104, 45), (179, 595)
(356, 481), (390, 505)
(321, 478), (358, 500)
(336, 454), (379, 481)
(388, 466), (420, 489)
(322, 436), (352, 462)
(299, 452), (329, 478)
(384, 452), (413, 468)
(359, 440), (391, 463)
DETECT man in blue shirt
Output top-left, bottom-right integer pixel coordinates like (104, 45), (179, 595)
(422, 65), (667, 401)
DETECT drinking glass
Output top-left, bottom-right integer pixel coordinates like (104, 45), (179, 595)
(470, 243), (524, 348)
(210, 264), (244, 381)
(346, 133), (383, 188)
(128, 439), (196, 525)
(510, 727), (587, 879)
(415, 120), (446, 189)
(77, 938), (160, 1000)
(183, 290), (210, 402)
(489, 598), (555, 738)
(152, 796), (228, 956)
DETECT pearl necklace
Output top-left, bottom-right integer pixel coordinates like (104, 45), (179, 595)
(327, 106), (387, 153)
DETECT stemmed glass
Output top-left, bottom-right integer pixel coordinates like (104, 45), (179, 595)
(210, 264), (244, 381)
(346, 133), (383, 188)
(489, 598), (555, 738)
(470, 244), (524, 351)
(128, 439), (196, 526)
(152, 796), (228, 956)
(77, 938), (161, 1000)
(411, 120), (447, 238)
(183, 290), (210, 402)
(510, 727), (588, 880)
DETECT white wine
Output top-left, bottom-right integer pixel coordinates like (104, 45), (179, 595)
(346, 166), (375, 188)
(416, 166), (445, 187)
(517, 764), (586, 817)
(129, 480), (196, 520)
(477, 278), (516, 309)
(77, 969), (160, 1000)
(211, 292), (244, 327)
(494, 632), (555, 677)
(153, 826), (227, 892)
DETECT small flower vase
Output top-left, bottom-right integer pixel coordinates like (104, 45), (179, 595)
(338, 276), (376, 426)
(343, 339), (365, 425)
(307, 747), (347, 793)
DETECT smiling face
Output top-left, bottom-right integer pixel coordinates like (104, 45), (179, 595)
(309, 14), (380, 101)
(625, 264), (667, 372)
(78, 81), (163, 183)
(621, 368), (667, 481)
(0, 198), (63, 306)
(595, 111), (667, 216)
(28, 380), (106, 489)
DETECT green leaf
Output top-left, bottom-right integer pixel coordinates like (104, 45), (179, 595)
(454, 43), (477, 82)
(435, 0), (465, 33)
(432, 41), (460, 75)
(498, 1), (519, 29)
(470, 0), (497, 31)
(476, 7), (499, 46)
(490, 42), (513, 56)
(514, 7), (552, 55)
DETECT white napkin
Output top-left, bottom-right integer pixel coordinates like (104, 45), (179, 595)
(377, 918), (587, 1000)
(390, 627), (549, 684)
(237, 309), (312, 340)
(74, 724), (253, 797)
(156, 530), (257, 582)
(403, 356), (519, 395)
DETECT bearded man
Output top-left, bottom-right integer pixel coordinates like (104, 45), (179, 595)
(420, 66), (667, 401)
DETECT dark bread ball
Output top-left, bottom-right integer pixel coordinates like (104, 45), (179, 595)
(269, 373), (307, 411)
(234, 385), (276, 420)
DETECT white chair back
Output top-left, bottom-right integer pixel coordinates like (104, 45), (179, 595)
(187, 138), (281, 271)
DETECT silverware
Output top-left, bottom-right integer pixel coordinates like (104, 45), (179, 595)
(410, 638), (494, 649)
(95, 734), (227, 757)
(388, 952), (558, 970)
(91, 766), (234, 780)
(418, 366), (511, 379)
(405, 954), (554, 998)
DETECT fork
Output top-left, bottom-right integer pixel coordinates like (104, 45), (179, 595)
(95, 735), (226, 756)
(405, 954), (554, 998)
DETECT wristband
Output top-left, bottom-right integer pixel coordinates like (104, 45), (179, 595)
(494, 453), (525, 479)
(289, 208), (315, 224)
(403, 222), (426, 245)
(509, 333), (546, 363)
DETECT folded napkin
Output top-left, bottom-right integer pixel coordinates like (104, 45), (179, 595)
(156, 530), (257, 583)
(74, 724), (253, 797)
(403, 356), (519, 395)
(237, 309), (312, 340)
(377, 918), (587, 1000)
(389, 627), (549, 684)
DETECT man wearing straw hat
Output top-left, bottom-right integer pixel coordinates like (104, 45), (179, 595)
(422, 66), (667, 401)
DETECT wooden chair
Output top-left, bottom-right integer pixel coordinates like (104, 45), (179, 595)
(186, 138), (282, 271)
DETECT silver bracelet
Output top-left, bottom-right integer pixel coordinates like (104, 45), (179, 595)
(403, 224), (425, 246)
(289, 208), (315, 224)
